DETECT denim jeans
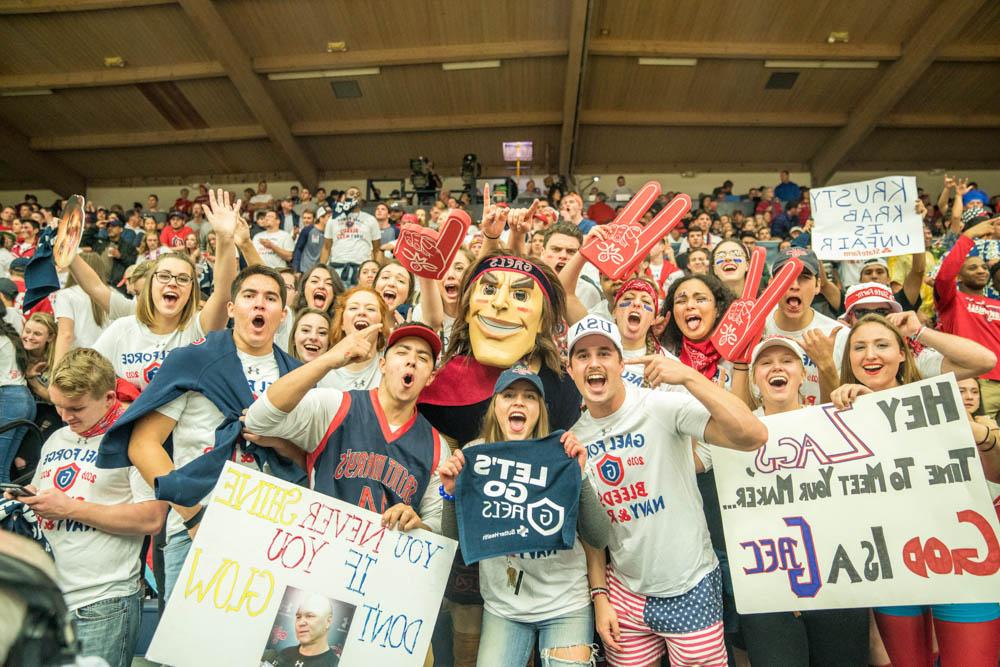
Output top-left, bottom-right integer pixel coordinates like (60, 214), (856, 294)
(477, 605), (595, 667)
(329, 262), (361, 288)
(73, 591), (141, 667)
(162, 531), (193, 602)
(0, 384), (37, 483)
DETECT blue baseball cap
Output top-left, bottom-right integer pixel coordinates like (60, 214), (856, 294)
(493, 366), (545, 398)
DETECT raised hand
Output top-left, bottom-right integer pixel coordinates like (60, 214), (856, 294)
(326, 323), (380, 368)
(830, 383), (872, 410)
(799, 327), (842, 369)
(437, 449), (466, 495)
(885, 311), (920, 338)
(634, 354), (695, 388)
(204, 188), (243, 241)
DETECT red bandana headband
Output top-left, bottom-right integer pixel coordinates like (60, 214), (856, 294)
(615, 278), (659, 307)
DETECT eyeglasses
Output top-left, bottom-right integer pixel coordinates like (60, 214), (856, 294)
(153, 270), (193, 286)
(853, 307), (892, 318)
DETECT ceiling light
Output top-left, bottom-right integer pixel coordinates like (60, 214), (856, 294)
(0, 89), (54, 97)
(638, 58), (698, 66)
(827, 31), (850, 44)
(441, 60), (501, 71)
(326, 41), (347, 53)
(764, 60), (878, 69)
(267, 67), (380, 81)
(103, 56), (126, 68)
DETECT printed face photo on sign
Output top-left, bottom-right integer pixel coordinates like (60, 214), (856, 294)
(465, 270), (544, 367)
(260, 586), (355, 667)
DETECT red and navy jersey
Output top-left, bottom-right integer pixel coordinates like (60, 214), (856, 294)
(307, 389), (442, 514)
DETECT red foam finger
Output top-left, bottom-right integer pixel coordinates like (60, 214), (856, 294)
(743, 245), (767, 300)
(712, 258), (803, 362)
(581, 193), (690, 280)
(608, 181), (661, 228)
(395, 209), (471, 279)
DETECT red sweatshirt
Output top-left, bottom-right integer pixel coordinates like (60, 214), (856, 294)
(934, 234), (1000, 380)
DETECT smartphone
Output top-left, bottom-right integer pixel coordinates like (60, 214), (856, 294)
(0, 483), (33, 498)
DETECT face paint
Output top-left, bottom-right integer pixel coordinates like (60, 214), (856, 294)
(465, 269), (545, 367)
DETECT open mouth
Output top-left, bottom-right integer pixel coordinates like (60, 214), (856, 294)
(767, 375), (788, 388)
(784, 296), (802, 310)
(401, 372), (415, 388)
(627, 312), (642, 325)
(381, 288), (397, 305)
(684, 314), (703, 332)
(586, 371), (607, 391)
(555, 261), (566, 273)
(476, 315), (523, 337)
(312, 290), (328, 308)
(443, 282), (459, 299)
(353, 318), (370, 331)
(721, 262), (738, 273)
(251, 314), (266, 331)
(508, 411), (528, 433)
(162, 290), (180, 306)
(862, 363), (884, 376)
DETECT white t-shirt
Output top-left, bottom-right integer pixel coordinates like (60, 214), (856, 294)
(32, 427), (155, 611)
(243, 389), (447, 533)
(93, 314), (204, 392)
(324, 212), (379, 265)
(0, 248), (13, 278)
(249, 193), (274, 208)
(318, 356), (382, 391)
(2, 306), (23, 335)
(274, 305), (292, 352)
(252, 229), (294, 269)
(763, 309), (842, 406)
(621, 346), (686, 393)
(157, 349), (279, 537)
(108, 290), (137, 321)
(53, 285), (108, 349)
(0, 337), (24, 387)
(574, 385), (715, 597)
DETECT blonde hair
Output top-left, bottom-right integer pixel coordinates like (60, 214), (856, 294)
(478, 382), (551, 443)
(136, 252), (200, 330)
(65, 251), (109, 327)
(51, 348), (115, 398)
(839, 314), (921, 387)
(25, 312), (57, 374)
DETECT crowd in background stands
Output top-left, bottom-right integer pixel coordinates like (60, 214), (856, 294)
(0, 168), (998, 667)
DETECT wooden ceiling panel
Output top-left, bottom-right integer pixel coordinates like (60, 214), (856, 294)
(583, 56), (883, 115)
(172, 78), (258, 126)
(216, 0), (569, 58)
(303, 126), (561, 174)
(588, 0), (936, 48)
(265, 58), (566, 124)
(52, 140), (288, 179)
(959, 1), (1000, 43)
(0, 5), (211, 75)
(574, 126), (834, 170)
(0, 85), (175, 136)
(845, 128), (1000, 165)
(890, 62), (1000, 115)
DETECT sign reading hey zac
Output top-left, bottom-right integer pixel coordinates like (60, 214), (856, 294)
(455, 432), (581, 564)
(811, 175), (925, 260)
(712, 376), (1000, 613)
(395, 209), (471, 279)
(147, 464), (456, 666)
(581, 181), (690, 280)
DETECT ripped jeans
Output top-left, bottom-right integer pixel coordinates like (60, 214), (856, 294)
(477, 604), (596, 666)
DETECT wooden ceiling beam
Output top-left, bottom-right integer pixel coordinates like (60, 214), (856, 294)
(580, 111), (1000, 129)
(31, 124), (267, 151)
(0, 0), (171, 14)
(809, 0), (990, 186)
(292, 111), (561, 136)
(177, 0), (317, 187)
(559, 0), (590, 177)
(254, 40), (567, 73)
(0, 62), (224, 92)
(0, 120), (86, 196)
(589, 39), (998, 62)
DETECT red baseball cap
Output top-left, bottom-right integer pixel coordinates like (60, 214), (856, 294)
(386, 322), (441, 359)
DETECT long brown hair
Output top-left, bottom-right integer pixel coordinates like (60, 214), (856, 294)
(478, 382), (551, 443)
(26, 311), (57, 375)
(135, 252), (200, 330)
(330, 286), (391, 351)
(64, 251), (110, 327)
(287, 308), (332, 361)
(839, 314), (921, 387)
(442, 250), (566, 376)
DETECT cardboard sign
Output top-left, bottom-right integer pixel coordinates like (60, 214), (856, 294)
(454, 433), (582, 565)
(147, 464), (456, 666)
(581, 182), (690, 280)
(712, 376), (1000, 613)
(810, 176), (925, 260)
(712, 257), (803, 363)
(52, 194), (84, 270)
(395, 209), (471, 279)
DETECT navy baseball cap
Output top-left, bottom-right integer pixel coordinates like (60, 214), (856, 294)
(493, 366), (545, 398)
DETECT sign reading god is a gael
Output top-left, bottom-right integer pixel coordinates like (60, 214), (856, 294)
(147, 463), (456, 666)
(712, 376), (1000, 614)
(810, 175), (925, 260)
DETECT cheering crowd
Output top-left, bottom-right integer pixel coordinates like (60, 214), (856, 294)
(1, 172), (999, 667)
